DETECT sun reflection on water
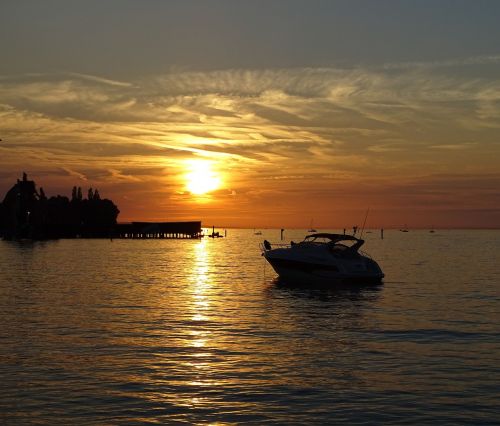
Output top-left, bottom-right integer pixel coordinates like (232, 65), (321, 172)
(178, 237), (223, 408)
(190, 238), (211, 323)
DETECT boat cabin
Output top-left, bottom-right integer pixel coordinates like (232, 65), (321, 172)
(300, 233), (365, 253)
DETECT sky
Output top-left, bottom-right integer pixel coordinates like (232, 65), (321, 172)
(1, 0), (499, 228)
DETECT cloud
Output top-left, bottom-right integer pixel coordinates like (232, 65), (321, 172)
(65, 72), (134, 88)
(60, 167), (88, 181)
(381, 54), (500, 70)
(1, 59), (500, 225)
(430, 143), (477, 150)
(6, 141), (190, 158)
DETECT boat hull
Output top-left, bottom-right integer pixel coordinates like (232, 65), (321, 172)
(264, 253), (384, 285)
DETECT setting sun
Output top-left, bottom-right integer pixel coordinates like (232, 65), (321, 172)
(185, 160), (221, 195)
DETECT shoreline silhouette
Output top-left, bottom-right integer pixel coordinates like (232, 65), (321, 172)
(0, 173), (201, 240)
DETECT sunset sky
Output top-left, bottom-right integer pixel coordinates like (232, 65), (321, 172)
(1, 0), (499, 228)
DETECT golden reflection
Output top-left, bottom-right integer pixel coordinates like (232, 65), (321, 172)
(190, 238), (211, 320)
(191, 338), (207, 348)
(171, 237), (226, 409)
(187, 239), (212, 350)
(187, 328), (209, 349)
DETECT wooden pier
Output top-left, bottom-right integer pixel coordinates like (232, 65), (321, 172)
(114, 221), (202, 239)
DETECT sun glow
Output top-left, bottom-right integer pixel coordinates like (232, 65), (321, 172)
(185, 160), (221, 195)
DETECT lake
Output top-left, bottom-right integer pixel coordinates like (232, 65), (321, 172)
(0, 229), (499, 424)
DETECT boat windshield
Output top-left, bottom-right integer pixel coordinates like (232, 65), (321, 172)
(302, 233), (364, 251)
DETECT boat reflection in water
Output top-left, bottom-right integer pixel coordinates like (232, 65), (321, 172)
(261, 233), (384, 285)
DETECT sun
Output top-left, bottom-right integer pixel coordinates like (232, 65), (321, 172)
(185, 160), (221, 195)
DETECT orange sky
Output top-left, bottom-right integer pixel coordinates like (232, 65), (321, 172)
(1, 3), (499, 228)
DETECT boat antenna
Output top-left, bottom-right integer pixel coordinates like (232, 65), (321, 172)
(359, 207), (370, 239)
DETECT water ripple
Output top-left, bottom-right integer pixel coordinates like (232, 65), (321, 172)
(1, 230), (499, 424)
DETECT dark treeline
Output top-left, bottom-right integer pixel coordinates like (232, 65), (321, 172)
(0, 173), (119, 240)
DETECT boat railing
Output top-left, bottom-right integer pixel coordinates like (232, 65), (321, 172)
(259, 241), (291, 252)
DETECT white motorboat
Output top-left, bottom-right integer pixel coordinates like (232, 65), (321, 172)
(261, 233), (384, 284)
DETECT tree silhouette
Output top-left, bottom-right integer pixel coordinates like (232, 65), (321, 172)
(0, 174), (120, 239)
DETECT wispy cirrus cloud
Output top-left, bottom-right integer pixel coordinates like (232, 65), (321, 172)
(1, 59), (500, 226)
(381, 54), (500, 70)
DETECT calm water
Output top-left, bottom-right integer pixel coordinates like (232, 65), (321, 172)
(0, 229), (499, 424)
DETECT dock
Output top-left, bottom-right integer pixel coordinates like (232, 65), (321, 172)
(114, 221), (202, 239)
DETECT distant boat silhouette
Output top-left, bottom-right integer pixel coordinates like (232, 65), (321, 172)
(254, 228), (262, 235)
(209, 232), (223, 238)
(307, 218), (317, 233)
(209, 226), (223, 238)
(399, 224), (409, 232)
